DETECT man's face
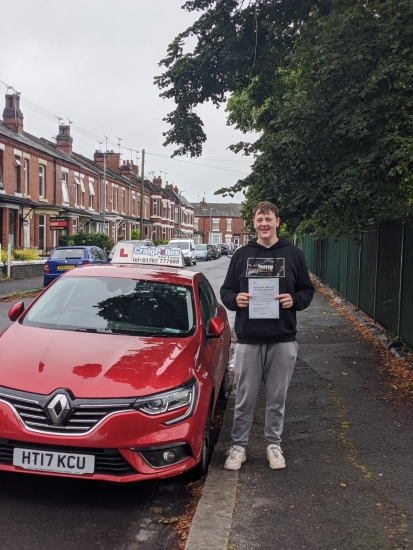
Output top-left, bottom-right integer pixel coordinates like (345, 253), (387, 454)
(253, 210), (280, 242)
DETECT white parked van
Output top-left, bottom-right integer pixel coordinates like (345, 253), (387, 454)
(168, 239), (197, 266)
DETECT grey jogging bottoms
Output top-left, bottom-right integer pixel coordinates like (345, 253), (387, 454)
(231, 341), (298, 446)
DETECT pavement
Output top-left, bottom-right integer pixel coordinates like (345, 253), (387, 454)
(0, 276), (43, 297)
(186, 286), (413, 550)
(1, 276), (413, 550)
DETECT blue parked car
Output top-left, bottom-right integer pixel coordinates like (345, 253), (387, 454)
(43, 246), (109, 286)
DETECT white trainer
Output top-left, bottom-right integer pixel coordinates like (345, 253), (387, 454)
(224, 445), (246, 471)
(267, 444), (286, 469)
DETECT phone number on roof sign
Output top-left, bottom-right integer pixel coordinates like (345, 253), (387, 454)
(132, 257), (181, 265)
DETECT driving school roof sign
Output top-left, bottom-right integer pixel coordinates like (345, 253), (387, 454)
(111, 243), (185, 267)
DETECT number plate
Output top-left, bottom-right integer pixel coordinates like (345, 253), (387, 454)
(13, 448), (95, 475)
(57, 265), (75, 270)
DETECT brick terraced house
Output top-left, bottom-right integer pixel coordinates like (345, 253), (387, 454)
(0, 92), (193, 252)
(192, 199), (248, 246)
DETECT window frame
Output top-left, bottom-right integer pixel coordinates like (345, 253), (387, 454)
(23, 159), (29, 195)
(39, 164), (45, 198)
(62, 171), (69, 203)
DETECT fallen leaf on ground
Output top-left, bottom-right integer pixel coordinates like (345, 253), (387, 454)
(159, 517), (178, 524)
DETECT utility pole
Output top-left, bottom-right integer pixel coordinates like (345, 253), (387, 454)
(103, 136), (108, 235)
(179, 190), (186, 238)
(139, 149), (145, 239)
(209, 208), (214, 244)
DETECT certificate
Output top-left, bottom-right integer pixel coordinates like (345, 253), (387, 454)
(248, 278), (279, 319)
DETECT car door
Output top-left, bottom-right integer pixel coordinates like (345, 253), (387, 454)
(203, 277), (229, 377)
(198, 279), (225, 403)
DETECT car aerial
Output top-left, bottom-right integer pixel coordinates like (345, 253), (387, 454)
(1, 243), (231, 483)
(44, 246), (109, 287)
(195, 244), (214, 261)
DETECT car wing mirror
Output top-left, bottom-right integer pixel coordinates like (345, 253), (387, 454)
(206, 316), (226, 338)
(8, 301), (25, 322)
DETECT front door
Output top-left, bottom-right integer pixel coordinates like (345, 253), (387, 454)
(23, 218), (30, 248)
(8, 209), (16, 248)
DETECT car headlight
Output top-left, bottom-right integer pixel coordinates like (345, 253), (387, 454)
(133, 378), (197, 425)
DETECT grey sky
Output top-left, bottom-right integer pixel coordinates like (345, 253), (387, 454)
(0, 0), (252, 205)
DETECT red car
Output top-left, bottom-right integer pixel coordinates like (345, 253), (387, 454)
(0, 247), (231, 483)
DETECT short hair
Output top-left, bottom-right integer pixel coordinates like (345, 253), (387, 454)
(252, 201), (280, 218)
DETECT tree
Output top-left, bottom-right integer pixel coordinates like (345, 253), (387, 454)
(157, 0), (413, 236)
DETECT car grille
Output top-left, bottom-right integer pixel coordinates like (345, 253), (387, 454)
(0, 387), (136, 436)
(0, 439), (135, 476)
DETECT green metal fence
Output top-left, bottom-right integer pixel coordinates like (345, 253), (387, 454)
(298, 219), (413, 351)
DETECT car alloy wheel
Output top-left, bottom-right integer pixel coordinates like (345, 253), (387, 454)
(191, 407), (211, 478)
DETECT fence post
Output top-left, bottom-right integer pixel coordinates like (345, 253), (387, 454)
(345, 239), (349, 300)
(356, 232), (362, 310)
(397, 222), (406, 337)
(373, 225), (380, 323)
(337, 238), (340, 294)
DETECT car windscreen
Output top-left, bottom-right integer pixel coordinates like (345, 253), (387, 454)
(196, 245), (207, 250)
(51, 249), (86, 260)
(22, 276), (195, 337)
(170, 242), (189, 250)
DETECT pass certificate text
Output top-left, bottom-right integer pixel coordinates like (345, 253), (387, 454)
(248, 278), (280, 319)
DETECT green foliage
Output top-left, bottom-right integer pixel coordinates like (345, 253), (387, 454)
(1, 248), (40, 262)
(154, 239), (169, 246)
(131, 229), (141, 240)
(58, 232), (111, 251)
(157, 0), (413, 237)
(12, 248), (39, 261)
(58, 234), (68, 247)
(0, 248), (8, 263)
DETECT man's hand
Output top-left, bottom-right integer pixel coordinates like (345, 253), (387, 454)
(236, 292), (252, 308)
(276, 294), (294, 309)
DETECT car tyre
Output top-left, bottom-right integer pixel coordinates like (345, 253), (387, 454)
(190, 407), (212, 479)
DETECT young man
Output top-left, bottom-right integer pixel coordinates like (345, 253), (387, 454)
(220, 201), (314, 470)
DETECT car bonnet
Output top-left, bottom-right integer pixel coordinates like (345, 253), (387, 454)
(0, 324), (199, 398)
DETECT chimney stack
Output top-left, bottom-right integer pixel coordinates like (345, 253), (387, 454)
(120, 159), (139, 178)
(3, 93), (24, 134)
(94, 150), (121, 173)
(56, 124), (73, 156)
(153, 176), (162, 187)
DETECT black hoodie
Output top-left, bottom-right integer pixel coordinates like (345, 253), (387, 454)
(220, 237), (315, 344)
